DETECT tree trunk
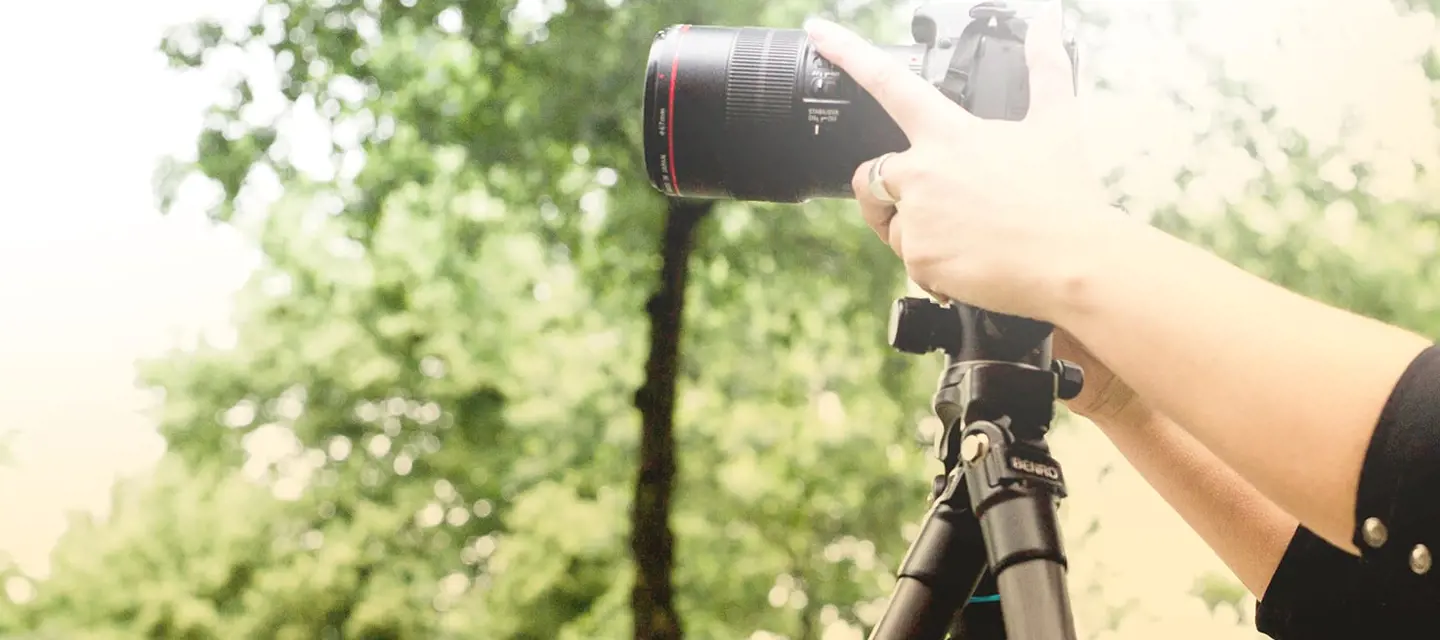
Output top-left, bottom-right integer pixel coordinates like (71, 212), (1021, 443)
(632, 198), (712, 640)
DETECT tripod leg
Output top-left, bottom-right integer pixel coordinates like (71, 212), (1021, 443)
(962, 419), (1077, 640)
(948, 571), (1005, 638)
(869, 469), (996, 640)
(884, 298), (1080, 639)
(994, 560), (1073, 639)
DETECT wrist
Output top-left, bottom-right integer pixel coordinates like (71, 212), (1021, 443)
(1071, 387), (1156, 433)
(1084, 403), (1162, 442)
(1093, 400), (1159, 433)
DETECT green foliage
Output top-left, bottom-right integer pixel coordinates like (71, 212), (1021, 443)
(1150, 117), (1440, 338)
(12, 1), (936, 638)
(17, 461), (282, 638)
(1191, 571), (1249, 619)
(1126, 0), (1440, 338)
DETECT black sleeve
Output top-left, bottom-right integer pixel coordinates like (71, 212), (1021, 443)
(1350, 344), (1440, 595)
(1255, 525), (1434, 638)
(1255, 345), (1440, 638)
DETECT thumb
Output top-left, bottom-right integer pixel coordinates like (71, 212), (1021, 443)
(1024, 1), (1076, 118)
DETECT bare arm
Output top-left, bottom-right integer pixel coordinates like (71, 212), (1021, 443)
(1054, 332), (1296, 597)
(799, 11), (1427, 564)
(1089, 408), (1296, 597)
(1055, 214), (1431, 553)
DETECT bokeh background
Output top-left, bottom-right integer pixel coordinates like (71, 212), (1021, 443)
(2, 0), (1438, 638)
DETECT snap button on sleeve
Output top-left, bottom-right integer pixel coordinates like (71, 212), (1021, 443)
(1363, 517), (1389, 548)
(1410, 544), (1431, 575)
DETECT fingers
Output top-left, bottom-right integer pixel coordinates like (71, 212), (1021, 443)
(851, 151), (920, 243)
(1025, 2), (1077, 118)
(852, 157), (899, 245)
(804, 18), (968, 137)
(918, 284), (950, 305)
(888, 213), (906, 260)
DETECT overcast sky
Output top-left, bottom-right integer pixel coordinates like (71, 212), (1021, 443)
(0, 0), (261, 576)
(0, 0), (1435, 636)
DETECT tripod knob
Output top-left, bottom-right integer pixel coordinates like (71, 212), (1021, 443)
(888, 297), (961, 354)
(1052, 359), (1085, 400)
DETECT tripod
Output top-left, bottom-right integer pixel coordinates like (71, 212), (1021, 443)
(869, 299), (1084, 640)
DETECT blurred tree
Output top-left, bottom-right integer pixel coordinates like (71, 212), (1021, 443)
(12, 461), (286, 639)
(1111, 0), (1440, 337)
(0, 554), (24, 633)
(630, 199), (711, 640)
(13, 1), (937, 639)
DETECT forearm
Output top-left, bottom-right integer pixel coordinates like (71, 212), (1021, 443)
(1090, 409), (1295, 597)
(1056, 215), (1431, 552)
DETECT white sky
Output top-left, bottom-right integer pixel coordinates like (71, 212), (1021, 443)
(0, 0), (261, 575)
(0, 1), (1435, 637)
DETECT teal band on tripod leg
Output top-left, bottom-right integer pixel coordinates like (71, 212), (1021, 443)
(968, 594), (1001, 604)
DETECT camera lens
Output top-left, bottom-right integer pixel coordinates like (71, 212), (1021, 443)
(642, 25), (919, 203)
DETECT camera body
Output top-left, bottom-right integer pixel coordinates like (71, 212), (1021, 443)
(642, 1), (1078, 203)
(909, 1), (1079, 120)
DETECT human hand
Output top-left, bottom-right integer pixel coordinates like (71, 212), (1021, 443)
(1050, 328), (1153, 429)
(804, 7), (1129, 323)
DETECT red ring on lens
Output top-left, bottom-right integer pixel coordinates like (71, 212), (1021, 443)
(666, 25), (690, 197)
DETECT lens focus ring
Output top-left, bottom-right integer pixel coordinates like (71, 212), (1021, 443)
(725, 28), (804, 125)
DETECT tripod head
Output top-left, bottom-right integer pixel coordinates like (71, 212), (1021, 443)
(888, 298), (1083, 469)
(868, 298), (1084, 640)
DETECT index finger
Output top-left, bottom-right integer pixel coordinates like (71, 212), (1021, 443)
(804, 18), (970, 136)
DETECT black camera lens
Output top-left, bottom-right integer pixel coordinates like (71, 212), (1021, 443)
(642, 25), (921, 203)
